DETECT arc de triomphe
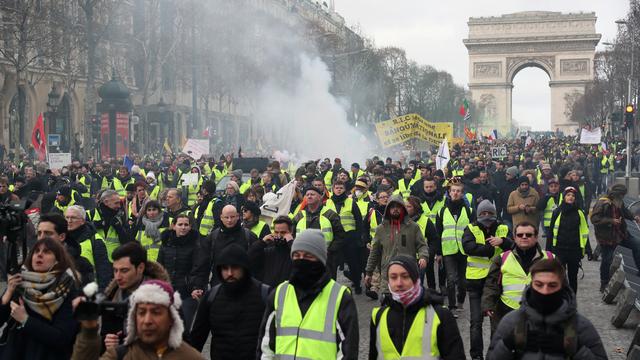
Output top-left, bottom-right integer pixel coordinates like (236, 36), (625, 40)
(463, 11), (601, 135)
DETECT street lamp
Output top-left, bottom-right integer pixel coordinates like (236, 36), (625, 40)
(46, 85), (61, 152)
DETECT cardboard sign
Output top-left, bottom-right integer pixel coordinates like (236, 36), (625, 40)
(579, 128), (602, 144)
(180, 173), (200, 186)
(182, 139), (210, 159)
(490, 146), (507, 159)
(48, 153), (72, 170)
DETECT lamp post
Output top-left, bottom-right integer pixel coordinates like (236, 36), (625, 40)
(46, 85), (61, 152)
(616, 19), (634, 183)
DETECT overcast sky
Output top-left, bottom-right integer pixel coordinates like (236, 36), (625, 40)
(334, 0), (629, 131)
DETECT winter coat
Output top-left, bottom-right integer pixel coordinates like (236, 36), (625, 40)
(71, 326), (202, 360)
(487, 286), (607, 360)
(104, 261), (170, 303)
(157, 229), (201, 298)
(365, 195), (429, 291)
(189, 245), (269, 359)
(64, 238), (95, 290)
(0, 285), (79, 360)
(507, 188), (540, 227)
(497, 177), (518, 221)
(248, 238), (293, 287)
(368, 289), (465, 360)
(68, 223), (112, 290)
(190, 222), (258, 290)
(549, 204), (582, 252)
(591, 196), (635, 246)
(257, 272), (359, 359)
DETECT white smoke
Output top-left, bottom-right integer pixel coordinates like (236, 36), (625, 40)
(256, 55), (373, 165)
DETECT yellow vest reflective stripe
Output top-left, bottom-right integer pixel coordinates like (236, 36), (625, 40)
(274, 280), (346, 359)
(148, 186), (160, 200)
(397, 178), (416, 199)
(543, 195), (561, 227)
(89, 210), (120, 262)
(373, 305), (440, 359)
(296, 208), (334, 244)
(500, 250), (552, 309)
(579, 184), (585, 200)
(250, 220), (268, 238)
(213, 168), (227, 182)
(112, 177), (133, 197)
(421, 199), (444, 224)
(137, 225), (167, 262)
(441, 207), (470, 256)
(78, 175), (91, 198)
(198, 200), (216, 236)
(80, 239), (94, 266)
(325, 198), (355, 232)
(101, 177), (112, 190)
(465, 224), (509, 280)
(324, 170), (334, 187)
(369, 211), (379, 240)
(552, 210), (589, 254)
(239, 182), (251, 195)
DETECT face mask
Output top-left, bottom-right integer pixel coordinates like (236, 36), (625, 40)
(478, 215), (497, 227)
(289, 259), (326, 289)
(528, 287), (564, 315)
(355, 190), (363, 198)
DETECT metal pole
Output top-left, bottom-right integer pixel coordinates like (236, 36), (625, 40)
(627, 41), (634, 184)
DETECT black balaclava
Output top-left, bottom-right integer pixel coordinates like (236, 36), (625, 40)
(289, 259), (325, 289)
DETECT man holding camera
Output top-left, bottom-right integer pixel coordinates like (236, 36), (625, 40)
(248, 215), (294, 287)
(72, 279), (202, 359)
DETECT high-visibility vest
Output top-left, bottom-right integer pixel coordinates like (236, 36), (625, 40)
(239, 181), (251, 195)
(213, 167), (227, 182)
(543, 194), (562, 227)
(465, 224), (509, 280)
(112, 177), (134, 197)
(136, 216), (169, 262)
(415, 214), (428, 236)
(600, 157), (610, 174)
(250, 220), (269, 238)
(421, 198), (445, 224)
(369, 210), (380, 240)
(274, 280), (346, 359)
(351, 169), (365, 181)
(579, 184), (585, 201)
(552, 210), (589, 255)
(355, 195), (370, 219)
(79, 236), (96, 266)
(101, 176), (113, 190)
(372, 305), (440, 359)
(324, 170), (334, 188)
(181, 175), (203, 207)
(197, 200), (216, 236)
(295, 207), (334, 244)
(500, 250), (553, 309)
(88, 209), (120, 262)
(325, 198), (356, 232)
(440, 206), (470, 256)
(147, 185), (160, 200)
(395, 178), (416, 199)
(54, 190), (78, 213)
(78, 175), (91, 198)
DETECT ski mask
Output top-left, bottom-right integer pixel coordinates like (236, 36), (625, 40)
(527, 287), (564, 315)
(289, 259), (325, 289)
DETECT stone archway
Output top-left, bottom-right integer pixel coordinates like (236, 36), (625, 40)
(463, 11), (601, 135)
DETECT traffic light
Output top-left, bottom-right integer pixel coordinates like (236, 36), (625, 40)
(625, 104), (635, 129)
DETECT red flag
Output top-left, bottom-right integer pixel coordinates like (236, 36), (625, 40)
(31, 113), (47, 161)
(458, 104), (466, 117)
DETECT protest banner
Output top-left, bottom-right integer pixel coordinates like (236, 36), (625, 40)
(182, 139), (210, 159)
(490, 146), (508, 159)
(48, 153), (72, 170)
(579, 127), (602, 144)
(375, 113), (454, 147)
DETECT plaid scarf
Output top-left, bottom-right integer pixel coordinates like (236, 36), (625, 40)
(389, 279), (423, 307)
(20, 268), (75, 321)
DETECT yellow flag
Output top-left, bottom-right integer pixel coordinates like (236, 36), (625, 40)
(163, 138), (172, 154)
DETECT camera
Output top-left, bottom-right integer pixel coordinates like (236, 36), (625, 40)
(0, 200), (28, 275)
(75, 283), (129, 336)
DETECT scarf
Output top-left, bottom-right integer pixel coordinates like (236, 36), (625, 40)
(389, 280), (423, 307)
(142, 215), (164, 240)
(20, 268), (75, 321)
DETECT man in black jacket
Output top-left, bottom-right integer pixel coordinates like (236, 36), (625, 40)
(248, 215), (294, 287)
(189, 244), (269, 359)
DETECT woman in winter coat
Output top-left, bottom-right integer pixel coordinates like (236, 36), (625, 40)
(132, 200), (170, 262)
(0, 237), (80, 360)
(549, 186), (589, 294)
(157, 214), (200, 329)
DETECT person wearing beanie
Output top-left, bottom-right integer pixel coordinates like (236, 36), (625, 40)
(52, 185), (79, 214)
(241, 201), (270, 240)
(368, 255), (464, 359)
(291, 185), (345, 279)
(145, 171), (161, 200)
(365, 194), (429, 298)
(189, 244), (269, 359)
(434, 179), (475, 315)
(72, 280), (202, 360)
(257, 229), (359, 359)
(487, 259), (607, 360)
(506, 174), (540, 231)
(193, 179), (221, 237)
(462, 199), (513, 359)
(549, 186), (589, 294)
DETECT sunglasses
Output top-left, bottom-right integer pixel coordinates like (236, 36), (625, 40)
(515, 232), (535, 238)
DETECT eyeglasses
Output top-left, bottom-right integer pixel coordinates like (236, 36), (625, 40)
(65, 216), (83, 222)
(515, 233), (535, 238)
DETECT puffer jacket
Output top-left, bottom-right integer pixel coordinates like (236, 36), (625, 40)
(487, 286), (607, 360)
(157, 229), (201, 298)
(365, 194), (429, 291)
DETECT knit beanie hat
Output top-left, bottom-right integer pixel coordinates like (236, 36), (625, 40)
(145, 171), (156, 181)
(517, 176), (530, 185)
(303, 185), (323, 196)
(564, 186), (577, 196)
(125, 280), (183, 349)
(506, 166), (519, 177)
(291, 229), (327, 265)
(231, 169), (243, 180)
(477, 199), (496, 215)
(243, 201), (261, 217)
(387, 255), (419, 282)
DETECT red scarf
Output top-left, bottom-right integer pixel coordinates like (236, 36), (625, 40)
(389, 280), (423, 307)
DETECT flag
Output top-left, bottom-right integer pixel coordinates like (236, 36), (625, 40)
(123, 154), (134, 171)
(460, 99), (471, 122)
(31, 113), (47, 161)
(163, 138), (172, 154)
(488, 129), (498, 141)
(436, 138), (450, 170)
(260, 181), (296, 219)
(525, 136), (533, 148)
(203, 127), (210, 137)
(464, 125), (476, 140)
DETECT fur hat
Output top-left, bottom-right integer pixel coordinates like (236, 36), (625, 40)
(124, 280), (183, 349)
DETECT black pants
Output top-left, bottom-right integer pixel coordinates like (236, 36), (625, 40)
(555, 248), (582, 294)
(600, 237), (640, 285)
(344, 244), (365, 289)
(468, 285), (485, 358)
(424, 249), (446, 290)
(444, 252), (467, 308)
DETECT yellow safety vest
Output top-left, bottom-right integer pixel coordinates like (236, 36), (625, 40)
(395, 178), (416, 199)
(543, 194), (561, 227)
(372, 305), (440, 359)
(136, 218), (168, 262)
(325, 198), (356, 232)
(415, 214), (428, 237)
(274, 280), (346, 359)
(88, 209), (120, 262)
(369, 210), (380, 240)
(112, 177), (134, 197)
(355, 196), (370, 221)
(148, 185), (160, 200)
(239, 181), (251, 195)
(79, 237), (96, 266)
(465, 224), (509, 280)
(54, 190), (78, 213)
(295, 207), (334, 244)
(181, 175), (203, 207)
(250, 220), (269, 238)
(552, 210), (589, 255)
(101, 176), (113, 190)
(440, 206), (470, 256)
(500, 250), (552, 309)
(421, 198), (445, 224)
(324, 170), (334, 188)
(78, 175), (91, 198)
(197, 200), (216, 236)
